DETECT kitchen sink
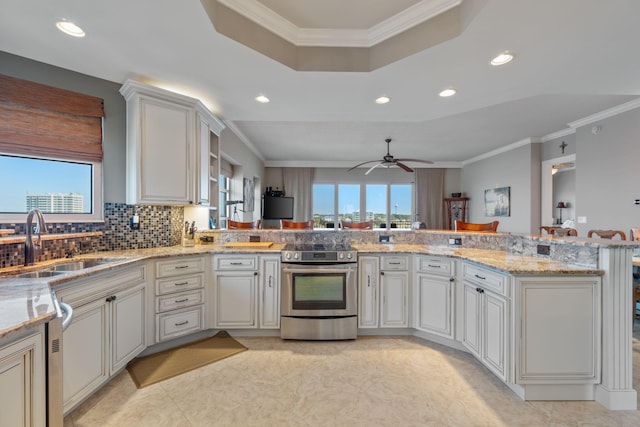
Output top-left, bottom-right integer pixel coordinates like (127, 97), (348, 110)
(52, 258), (116, 271)
(16, 270), (67, 278)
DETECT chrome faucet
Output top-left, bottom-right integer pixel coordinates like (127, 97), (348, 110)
(25, 209), (47, 266)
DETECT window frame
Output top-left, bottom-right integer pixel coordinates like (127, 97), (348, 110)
(0, 153), (103, 223)
(312, 181), (414, 230)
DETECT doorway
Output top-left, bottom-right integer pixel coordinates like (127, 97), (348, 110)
(541, 154), (576, 226)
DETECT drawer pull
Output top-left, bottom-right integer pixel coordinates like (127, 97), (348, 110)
(230, 262), (244, 265)
(174, 281), (189, 286)
(474, 274), (486, 280)
(175, 265), (190, 269)
(174, 298), (189, 303)
(389, 262), (401, 265)
(427, 264), (441, 268)
(174, 320), (189, 326)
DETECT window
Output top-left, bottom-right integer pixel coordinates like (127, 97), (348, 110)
(313, 182), (413, 229)
(0, 154), (102, 222)
(313, 184), (335, 228)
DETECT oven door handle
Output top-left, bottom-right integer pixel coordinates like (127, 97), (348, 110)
(282, 267), (356, 275)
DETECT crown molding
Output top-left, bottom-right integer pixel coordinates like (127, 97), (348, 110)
(222, 121), (265, 161)
(219, 0), (461, 47)
(263, 160), (463, 169)
(540, 127), (576, 143)
(567, 97), (640, 129)
(462, 137), (541, 166)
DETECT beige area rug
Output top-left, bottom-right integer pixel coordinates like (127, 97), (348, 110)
(126, 331), (247, 388)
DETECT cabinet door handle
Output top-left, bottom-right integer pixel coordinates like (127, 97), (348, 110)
(380, 271), (385, 276)
(105, 295), (117, 302)
(174, 321), (189, 326)
(475, 287), (484, 294)
(268, 276), (272, 288)
(449, 277), (455, 282)
(367, 275), (371, 287)
(175, 298), (189, 303)
(175, 265), (189, 269)
(175, 281), (189, 286)
(474, 274), (486, 280)
(254, 272), (258, 276)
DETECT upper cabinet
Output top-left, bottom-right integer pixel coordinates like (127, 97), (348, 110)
(120, 80), (224, 206)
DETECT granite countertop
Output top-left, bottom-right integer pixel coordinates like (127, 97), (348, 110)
(0, 242), (599, 342)
(353, 244), (603, 275)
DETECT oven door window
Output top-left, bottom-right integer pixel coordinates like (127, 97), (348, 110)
(292, 273), (346, 310)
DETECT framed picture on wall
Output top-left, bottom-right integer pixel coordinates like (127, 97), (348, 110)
(243, 178), (255, 212)
(484, 186), (510, 217)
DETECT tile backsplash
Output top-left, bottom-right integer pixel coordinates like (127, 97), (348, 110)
(0, 203), (184, 268)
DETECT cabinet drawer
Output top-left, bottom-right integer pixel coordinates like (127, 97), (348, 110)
(156, 306), (204, 342)
(381, 256), (408, 271)
(416, 256), (454, 276)
(156, 289), (204, 313)
(463, 263), (508, 297)
(155, 273), (204, 295)
(156, 257), (205, 278)
(215, 256), (258, 270)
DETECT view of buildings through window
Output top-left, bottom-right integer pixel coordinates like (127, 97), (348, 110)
(313, 183), (412, 229)
(0, 155), (92, 214)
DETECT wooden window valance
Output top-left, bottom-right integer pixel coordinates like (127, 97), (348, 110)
(0, 74), (104, 162)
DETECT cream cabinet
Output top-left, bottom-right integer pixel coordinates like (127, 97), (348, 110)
(515, 276), (600, 385)
(260, 256), (281, 329)
(414, 256), (455, 339)
(56, 264), (147, 414)
(380, 256), (409, 328)
(358, 255), (409, 328)
(154, 256), (206, 342)
(213, 255), (259, 328)
(0, 327), (45, 427)
(358, 256), (379, 328)
(461, 262), (510, 382)
(120, 80), (224, 206)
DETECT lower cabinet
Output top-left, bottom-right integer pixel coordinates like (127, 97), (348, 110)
(515, 276), (601, 385)
(414, 256), (455, 339)
(461, 263), (510, 382)
(57, 264), (147, 414)
(358, 255), (409, 328)
(154, 256), (206, 342)
(213, 255), (258, 328)
(259, 256), (281, 329)
(0, 327), (45, 427)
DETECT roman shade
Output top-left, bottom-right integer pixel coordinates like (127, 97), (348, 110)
(0, 74), (104, 162)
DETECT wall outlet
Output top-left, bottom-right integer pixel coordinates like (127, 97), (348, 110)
(249, 235), (260, 242)
(578, 216), (587, 224)
(634, 199), (640, 205)
(537, 244), (550, 256)
(379, 235), (390, 243)
(448, 237), (462, 246)
(130, 214), (140, 230)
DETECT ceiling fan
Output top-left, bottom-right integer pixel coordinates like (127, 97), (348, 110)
(348, 138), (433, 174)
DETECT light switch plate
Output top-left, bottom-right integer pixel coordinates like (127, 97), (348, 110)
(578, 216), (587, 224)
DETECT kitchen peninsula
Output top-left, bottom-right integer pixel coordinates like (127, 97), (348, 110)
(0, 229), (637, 423)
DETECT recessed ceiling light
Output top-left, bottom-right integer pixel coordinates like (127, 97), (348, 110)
(255, 95), (270, 103)
(375, 96), (390, 104)
(438, 88), (457, 98)
(56, 20), (85, 38)
(490, 51), (514, 66)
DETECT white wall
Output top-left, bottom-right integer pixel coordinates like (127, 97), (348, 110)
(553, 169), (575, 224)
(461, 143), (542, 234)
(573, 107), (640, 236)
(220, 128), (265, 222)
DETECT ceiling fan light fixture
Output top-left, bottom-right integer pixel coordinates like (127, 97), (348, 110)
(255, 95), (270, 103)
(490, 51), (515, 66)
(56, 20), (85, 38)
(375, 96), (390, 104)
(439, 88), (457, 98)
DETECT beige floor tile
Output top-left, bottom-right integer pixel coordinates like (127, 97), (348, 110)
(65, 331), (640, 427)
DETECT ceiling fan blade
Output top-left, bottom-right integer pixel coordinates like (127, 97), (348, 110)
(395, 158), (434, 164)
(348, 160), (381, 171)
(395, 161), (414, 173)
(365, 162), (383, 175)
